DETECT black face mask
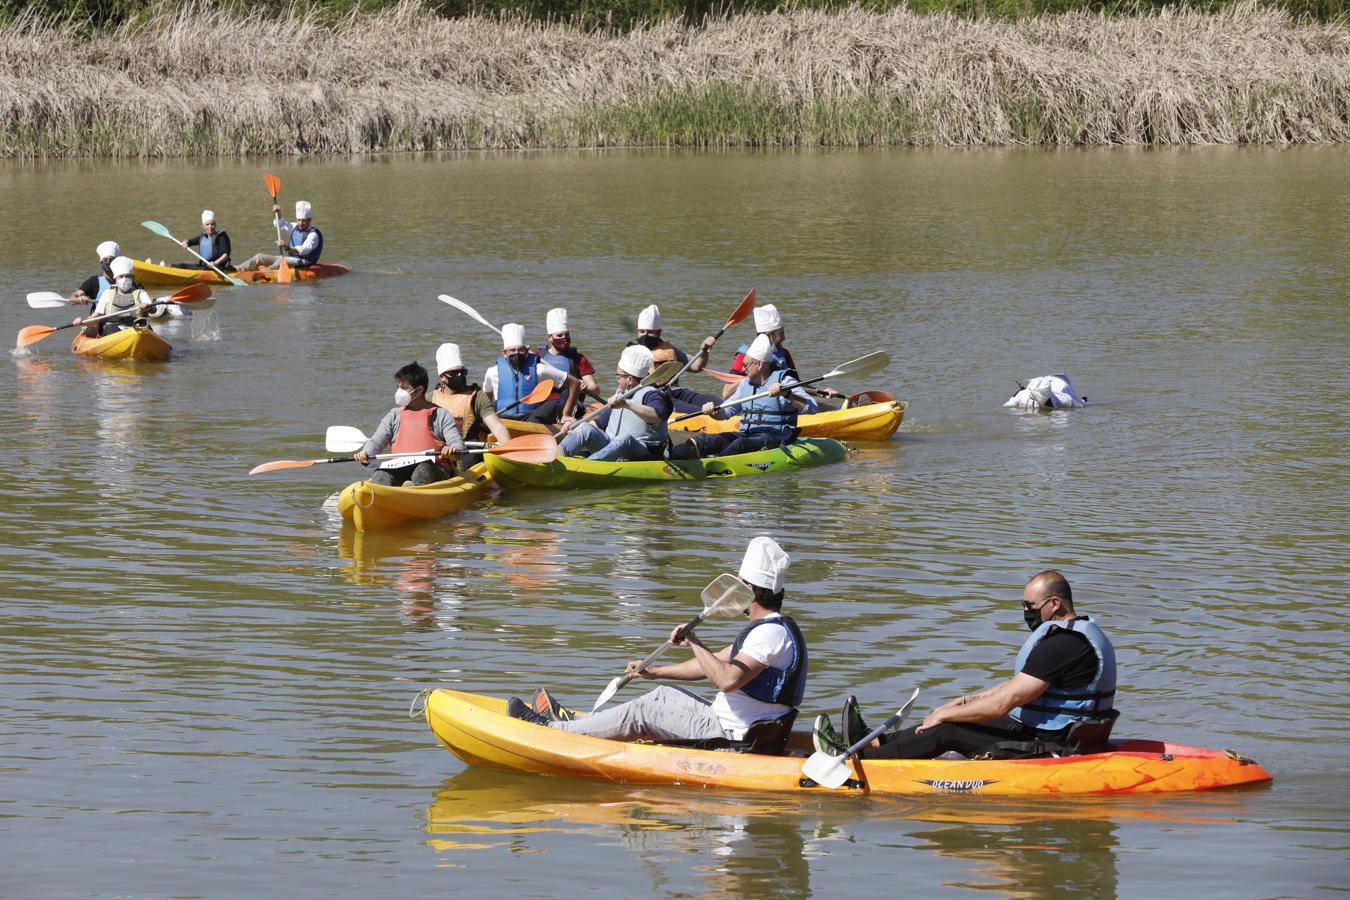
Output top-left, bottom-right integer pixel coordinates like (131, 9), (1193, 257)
(507, 352), (530, 370)
(100, 260), (114, 277)
(637, 334), (660, 350)
(442, 371), (468, 391)
(1024, 607), (1043, 631)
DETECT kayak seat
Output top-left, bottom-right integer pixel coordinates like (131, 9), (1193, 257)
(1065, 708), (1120, 753)
(656, 710), (799, 756)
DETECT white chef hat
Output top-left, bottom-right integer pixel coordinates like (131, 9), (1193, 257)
(546, 307), (568, 334)
(738, 536), (790, 593)
(110, 256), (135, 277)
(753, 304), (782, 333)
(637, 304), (661, 331)
(618, 344), (653, 379)
(745, 333), (774, 363)
(96, 241), (120, 259)
(436, 342), (464, 375)
(201, 209), (215, 224)
(501, 323), (526, 350)
(295, 200), (312, 220)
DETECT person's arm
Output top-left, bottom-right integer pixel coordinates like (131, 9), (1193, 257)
(680, 626), (770, 692)
(576, 355), (600, 398)
(612, 394), (663, 425)
(433, 409), (467, 455)
(769, 374), (819, 413)
(560, 374), (580, 420)
(721, 380), (739, 400)
(482, 368), (498, 405)
(184, 235), (200, 250)
(355, 410), (397, 462)
(474, 393), (513, 444)
(213, 232), (231, 266)
(70, 275), (99, 305)
(684, 336), (715, 373)
(916, 673), (1049, 732)
(637, 644), (747, 684)
(292, 230), (319, 258)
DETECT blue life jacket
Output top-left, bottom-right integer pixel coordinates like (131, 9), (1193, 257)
(288, 224), (323, 266)
(198, 232), (215, 261)
(96, 273), (114, 297)
(495, 353), (543, 416)
(735, 341), (794, 373)
(727, 369), (798, 440)
(539, 345), (576, 377)
(731, 614), (808, 708)
(1010, 616), (1117, 732)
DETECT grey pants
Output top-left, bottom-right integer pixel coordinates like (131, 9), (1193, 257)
(235, 252), (304, 272)
(369, 461), (449, 486)
(551, 685), (729, 742)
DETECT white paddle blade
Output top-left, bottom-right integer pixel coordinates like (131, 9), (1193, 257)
(437, 294), (501, 335)
(325, 425), (369, 453)
(700, 573), (754, 619)
(802, 750), (855, 790)
(592, 676), (624, 713)
(832, 351), (890, 380)
(27, 292), (68, 309)
(645, 359), (683, 386)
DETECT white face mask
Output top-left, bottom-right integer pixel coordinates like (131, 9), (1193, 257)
(116, 276), (134, 291)
(394, 387), (414, 408)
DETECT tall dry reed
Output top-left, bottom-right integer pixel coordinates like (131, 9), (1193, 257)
(2, 0), (1347, 156)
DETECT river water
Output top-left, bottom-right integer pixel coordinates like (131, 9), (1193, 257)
(2, 147), (1347, 898)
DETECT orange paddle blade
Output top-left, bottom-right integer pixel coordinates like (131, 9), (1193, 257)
(703, 368), (744, 385)
(487, 433), (558, 464)
(524, 379), (554, 404)
(276, 256), (294, 284)
(725, 288), (756, 328)
(166, 283), (213, 304)
(248, 458), (316, 475)
(16, 324), (57, 349)
(265, 173), (281, 199)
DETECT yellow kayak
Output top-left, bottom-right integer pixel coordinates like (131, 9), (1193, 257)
(132, 259), (352, 287)
(424, 688), (1273, 797)
(71, 325), (171, 362)
(673, 391), (906, 442)
(336, 463), (493, 532)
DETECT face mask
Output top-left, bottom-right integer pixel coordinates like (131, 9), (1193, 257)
(637, 334), (660, 350)
(101, 260), (114, 277)
(442, 371), (468, 391)
(508, 352), (529, 370)
(116, 276), (134, 291)
(552, 336), (571, 351)
(1024, 607), (1043, 631)
(395, 387), (414, 407)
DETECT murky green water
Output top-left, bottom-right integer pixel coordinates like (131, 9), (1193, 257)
(2, 147), (1347, 897)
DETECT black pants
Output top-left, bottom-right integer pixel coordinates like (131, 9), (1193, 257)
(503, 397), (565, 425)
(369, 461), (451, 487)
(666, 386), (722, 415)
(672, 431), (785, 459)
(862, 716), (1058, 760)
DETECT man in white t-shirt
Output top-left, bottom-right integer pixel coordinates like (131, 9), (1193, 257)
(482, 323), (580, 426)
(507, 536), (808, 743)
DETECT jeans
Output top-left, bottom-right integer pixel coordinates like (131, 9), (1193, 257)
(369, 461), (450, 486)
(235, 252), (305, 272)
(670, 431), (785, 459)
(551, 685), (729, 742)
(559, 423), (658, 462)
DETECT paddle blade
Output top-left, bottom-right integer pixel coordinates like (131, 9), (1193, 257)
(702, 368), (744, 385)
(277, 256), (294, 284)
(326, 425), (369, 453)
(646, 359), (683, 387)
(802, 750), (856, 790)
(26, 292), (68, 309)
(700, 573), (754, 618)
(487, 433), (558, 464)
(226, 274), (248, 287)
(265, 173), (281, 199)
(16, 324), (57, 348)
(523, 379), (554, 404)
(141, 219), (173, 240)
(725, 288), (756, 328)
(591, 676), (625, 713)
(162, 283), (213, 305)
(248, 459), (316, 475)
(829, 351), (890, 380)
(437, 294), (500, 334)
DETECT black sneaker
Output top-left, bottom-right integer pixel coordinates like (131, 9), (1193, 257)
(812, 714), (848, 756)
(507, 696), (551, 727)
(533, 687), (579, 722)
(842, 695), (869, 747)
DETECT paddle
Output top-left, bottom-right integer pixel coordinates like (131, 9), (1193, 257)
(558, 359), (682, 441)
(590, 573), (754, 713)
(438, 294), (502, 336)
(27, 291), (76, 309)
(660, 288), (757, 387)
(701, 367), (843, 404)
(670, 351), (890, 423)
(801, 688), (921, 790)
(141, 220), (247, 286)
(264, 173), (294, 284)
(494, 379), (555, 417)
(251, 433), (557, 475)
(16, 284), (215, 349)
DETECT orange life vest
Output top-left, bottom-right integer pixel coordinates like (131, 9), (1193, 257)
(651, 340), (678, 364)
(432, 387), (481, 441)
(390, 406), (445, 455)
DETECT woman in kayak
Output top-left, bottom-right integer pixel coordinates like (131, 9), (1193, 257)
(354, 362), (467, 486)
(507, 536), (808, 745)
(813, 570), (1117, 760)
(177, 209), (232, 270)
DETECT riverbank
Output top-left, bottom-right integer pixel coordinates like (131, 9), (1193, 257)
(3, 0), (1347, 156)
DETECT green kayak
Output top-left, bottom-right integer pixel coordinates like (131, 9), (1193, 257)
(482, 437), (849, 490)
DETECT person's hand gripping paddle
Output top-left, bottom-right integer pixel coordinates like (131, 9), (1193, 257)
(590, 573), (753, 713)
(801, 687), (921, 789)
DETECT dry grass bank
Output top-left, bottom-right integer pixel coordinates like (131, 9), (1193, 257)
(2, 0), (1347, 156)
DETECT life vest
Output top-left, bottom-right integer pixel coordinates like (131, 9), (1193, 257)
(735, 342), (794, 373)
(539, 345), (582, 402)
(730, 614), (808, 708)
(288, 224), (323, 266)
(727, 369), (798, 440)
(383, 406), (444, 469)
(95, 273), (114, 298)
(432, 387), (482, 442)
(495, 354), (543, 416)
(604, 384), (668, 450)
(1010, 616), (1117, 732)
(198, 232), (215, 261)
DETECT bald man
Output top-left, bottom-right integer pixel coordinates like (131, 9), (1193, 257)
(813, 570), (1118, 760)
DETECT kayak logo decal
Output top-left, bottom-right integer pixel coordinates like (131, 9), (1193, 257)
(676, 758), (727, 777)
(918, 778), (997, 793)
(746, 462), (772, 471)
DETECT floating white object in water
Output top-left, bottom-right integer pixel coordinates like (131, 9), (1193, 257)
(1005, 374), (1085, 410)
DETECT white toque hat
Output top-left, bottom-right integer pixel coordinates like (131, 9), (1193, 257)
(636, 304), (662, 331)
(501, 323), (526, 350)
(546, 307), (568, 334)
(617, 344), (653, 379)
(745, 333), (774, 363)
(436, 342), (464, 375)
(96, 241), (121, 259)
(739, 536), (790, 593)
(295, 200), (312, 219)
(201, 209), (215, 224)
(753, 304), (782, 333)
(110, 256), (135, 277)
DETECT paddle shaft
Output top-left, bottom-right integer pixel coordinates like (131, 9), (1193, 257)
(562, 361), (680, 437)
(266, 175), (293, 282)
(606, 611), (707, 697)
(143, 221), (242, 285)
(670, 370), (834, 424)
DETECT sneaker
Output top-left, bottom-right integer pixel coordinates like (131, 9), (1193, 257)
(507, 696), (551, 727)
(842, 695), (869, 747)
(533, 687), (579, 722)
(812, 714), (848, 756)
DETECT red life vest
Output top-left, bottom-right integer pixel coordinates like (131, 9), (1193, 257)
(390, 407), (444, 455)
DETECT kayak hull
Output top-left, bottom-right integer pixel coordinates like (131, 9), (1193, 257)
(132, 259), (352, 286)
(673, 393), (906, 442)
(425, 689), (1273, 796)
(71, 326), (171, 361)
(483, 437), (848, 490)
(337, 463), (493, 532)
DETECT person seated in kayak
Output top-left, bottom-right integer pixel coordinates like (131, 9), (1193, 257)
(539, 307), (599, 417)
(483, 323), (581, 426)
(628, 304), (720, 414)
(813, 570), (1117, 760)
(235, 200), (322, 272)
(507, 536), (807, 745)
(430, 342), (512, 452)
(73, 256), (154, 336)
(556, 345), (671, 462)
(675, 334), (818, 458)
(353, 362), (467, 486)
(177, 209), (232, 270)
(68, 240), (122, 307)
(722, 303), (843, 403)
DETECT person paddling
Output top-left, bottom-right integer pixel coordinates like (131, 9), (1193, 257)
(507, 536), (808, 745)
(69, 241), (122, 307)
(721, 303), (842, 402)
(539, 307), (599, 416)
(73, 256), (154, 337)
(628, 304), (720, 413)
(353, 362), (467, 487)
(236, 200), (322, 272)
(556, 345), (671, 462)
(813, 570), (1117, 760)
(430, 342), (512, 449)
(483, 323), (580, 426)
(177, 209), (232, 271)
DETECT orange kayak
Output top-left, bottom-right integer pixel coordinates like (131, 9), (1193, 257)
(424, 688), (1273, 796)
(71, 325), (171, 362)
(132, 259), (352, 287)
